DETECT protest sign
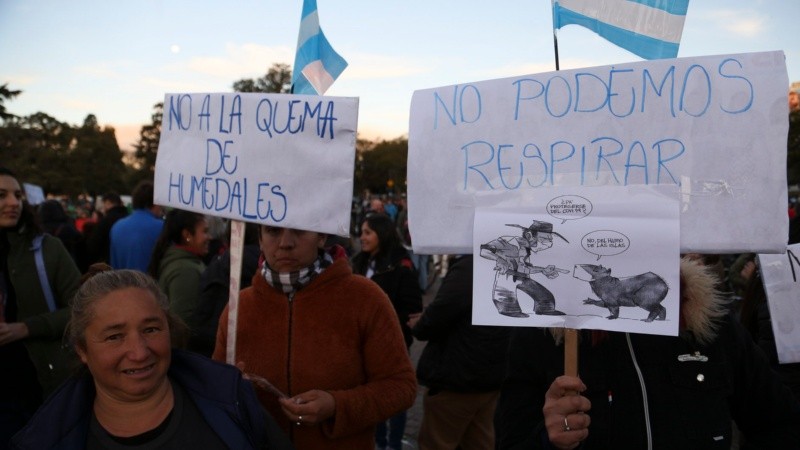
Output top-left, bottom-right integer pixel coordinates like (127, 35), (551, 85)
(409, 51), (789, 254)
(23, 183), (45, 206)
(758, 244), (800, 364)
(154, 92), (358, 236)
(473, 185), (680, 336)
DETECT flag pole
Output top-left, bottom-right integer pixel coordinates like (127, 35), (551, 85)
(553, 30), (561, 71)
(551, 0), (560, 71)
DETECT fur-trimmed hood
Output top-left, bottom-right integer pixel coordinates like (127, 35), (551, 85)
(677, 256), (730, 344)
(551, 257), (729, 345)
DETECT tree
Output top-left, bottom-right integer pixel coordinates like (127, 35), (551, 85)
(232, 63), (292, 93)
(0, 111), (128, 196)
(68, 114), (129, 196)
(0, 83), (21, 121)
(7, 112), (75, 194)
(355, 137), (409, 194)
(1, 86), (131, 196)
(131, 102), (163, 185)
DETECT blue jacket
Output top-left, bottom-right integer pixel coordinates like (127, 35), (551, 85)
(109, 209), (163, 272)
(10, 349), (293, 450)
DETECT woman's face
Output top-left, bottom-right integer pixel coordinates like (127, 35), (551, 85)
(259, 226), (325, 273)
(76, 287), (172, 403)
(360, 221), (380, 256)
(0, 174), (23, 229)
(184, 217), (210, 255)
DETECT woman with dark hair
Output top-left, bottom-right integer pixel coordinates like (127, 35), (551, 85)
(0, 167), (82, 447)
(10, 268), (292, 449)
(147, 209), (210, 337)
(351, 213), (422, 348)
(351, 213), (422, 450)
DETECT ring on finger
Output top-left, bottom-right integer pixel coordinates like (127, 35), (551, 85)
(296, 415), (303, 426)
(562, 415), (571, 432)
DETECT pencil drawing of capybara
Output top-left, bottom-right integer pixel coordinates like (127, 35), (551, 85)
(574, 264), (669, 322)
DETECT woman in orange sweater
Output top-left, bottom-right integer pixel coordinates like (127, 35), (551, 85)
(213, 225), (417, 450)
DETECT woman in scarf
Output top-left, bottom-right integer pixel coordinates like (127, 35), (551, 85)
(213, 225), (417, 450)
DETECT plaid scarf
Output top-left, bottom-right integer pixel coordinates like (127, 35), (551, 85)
(262, 250), (333, 295)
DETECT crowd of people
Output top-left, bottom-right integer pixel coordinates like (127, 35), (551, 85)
(2, 164), (799, 449)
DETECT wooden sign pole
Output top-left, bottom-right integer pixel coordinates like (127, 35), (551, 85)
(225, 220), (245, 365)
(564, 328), (578, 394)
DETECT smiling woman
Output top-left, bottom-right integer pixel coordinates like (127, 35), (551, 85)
(10, 268), (293, 449)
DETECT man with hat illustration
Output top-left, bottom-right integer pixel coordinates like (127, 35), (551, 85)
(480, 220), (569, 317)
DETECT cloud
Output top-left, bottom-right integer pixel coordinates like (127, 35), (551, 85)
(57, 96), (99, 112)
(177, 43), (294, 80)
(340, 52), (428, 79)
(3, 74), (38, 87)
(480, 62), (559, 79)
(72, 61), (133, 79)
(697, 9), (766, 38)
(138, 76), (220, 93)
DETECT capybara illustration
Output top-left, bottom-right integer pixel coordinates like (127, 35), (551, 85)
(574, 264), (668, 322)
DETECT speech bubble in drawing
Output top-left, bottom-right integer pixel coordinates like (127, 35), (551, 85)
(582, 230), (630, 260)
(547, 195), (593, 224)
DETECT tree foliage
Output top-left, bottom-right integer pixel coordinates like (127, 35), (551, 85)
(355, 137), (409, 194)
(70, 114), (129, 195)
(232, 63), (292, 93)
(131, 102), (163, 185)
(0, 111), (128, 196)
(0, 83), (22, 121)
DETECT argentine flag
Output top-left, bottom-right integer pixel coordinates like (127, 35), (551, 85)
(553, 0), (689, 60)
(292, 0), (348, 95)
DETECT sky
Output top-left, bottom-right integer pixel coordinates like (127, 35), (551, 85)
(1, 0), (799, 152)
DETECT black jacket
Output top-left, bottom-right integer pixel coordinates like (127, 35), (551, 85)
(412, 255), (510, 392)
(495, 258), (800, 449)
(352, 246), (422, 348)
(86, 205), (128, 264)
(192, 244), (261, 356)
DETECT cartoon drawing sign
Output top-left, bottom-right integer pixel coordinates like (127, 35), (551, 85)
(758, 244), (800, 364)
(410, 51), (789, 255)
(472, 185), (680, 337)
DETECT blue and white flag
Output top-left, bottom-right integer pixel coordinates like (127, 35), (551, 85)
(553, 0), (689, 60)
(292, 0), (348, 95)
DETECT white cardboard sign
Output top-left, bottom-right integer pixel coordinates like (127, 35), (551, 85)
(472, 185), (680, 336)
(409, 51), (789, 254)
(758, 244), (800, 364)
(23, 183), (45, 206)
(154, 93), (358, 236)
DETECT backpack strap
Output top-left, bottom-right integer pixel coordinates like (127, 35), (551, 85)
(32, 234), (58, 312)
